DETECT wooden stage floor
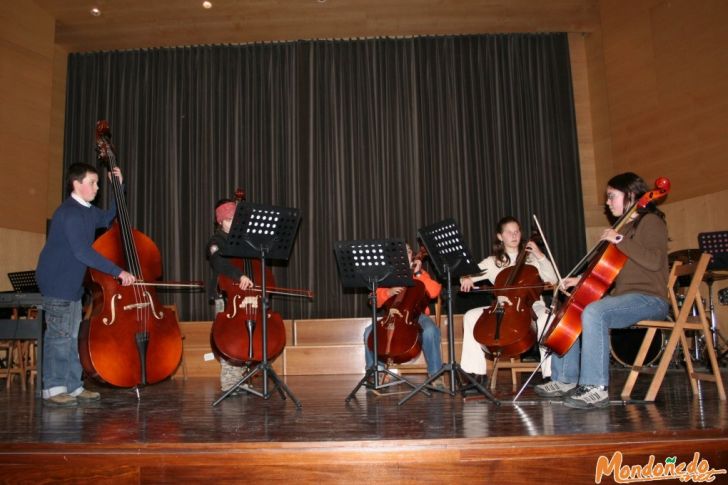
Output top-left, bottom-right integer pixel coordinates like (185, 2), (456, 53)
(1, 369), (727, 483)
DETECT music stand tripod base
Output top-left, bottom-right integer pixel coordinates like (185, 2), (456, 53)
(212, 362), (293, 406)
(345, 365), (429, 401)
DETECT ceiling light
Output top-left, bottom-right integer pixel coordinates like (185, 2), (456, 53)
(202, 1), (212, 8)
(90, 7), (101, 16)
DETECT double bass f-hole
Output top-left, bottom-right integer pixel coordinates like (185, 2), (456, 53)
(101, 291), (164, 326)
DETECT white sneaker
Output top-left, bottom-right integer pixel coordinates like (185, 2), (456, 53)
(534, 380), (577, 398)
(564, 385), (609, 409)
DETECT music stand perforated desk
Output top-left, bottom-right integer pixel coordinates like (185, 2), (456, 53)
(212, 202), (302, 408)
(698, 231), (728, 271)
(8, 271), (39, 294)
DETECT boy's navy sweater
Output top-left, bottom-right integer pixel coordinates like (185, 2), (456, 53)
(36, 196), (123, 301)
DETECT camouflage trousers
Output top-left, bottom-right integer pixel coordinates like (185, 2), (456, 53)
(220, 360), (247, 391)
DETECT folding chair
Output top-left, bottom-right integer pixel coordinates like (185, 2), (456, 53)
(621, 253), (726, 401)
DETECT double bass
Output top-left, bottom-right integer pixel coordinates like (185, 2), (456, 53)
(542, 177), (671, 356)
(366, 246), (429, 365)
(210, 192), (312, 365)
(472, 234), (543, 359)
(80, 121), (188, 387)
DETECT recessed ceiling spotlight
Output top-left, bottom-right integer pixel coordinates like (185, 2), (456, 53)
(202, 1), (213, 8)
(90, 7), (101, 16)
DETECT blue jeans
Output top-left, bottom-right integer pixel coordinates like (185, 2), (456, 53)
(42, 297), (84, 398)
(551, 293), (669, 387)
(364, 313), (442, 375)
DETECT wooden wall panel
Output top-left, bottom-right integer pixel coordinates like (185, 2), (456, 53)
(569, 32), (605, 247)
(284, 345), (366, 375)
(0, 228), (46, 291)
(293, 318), (370, 346)
(0, 1), (56, 234)
(599, 0), (728, 203)
(34, 0), (601, 53)
(48, 44), (68, 216)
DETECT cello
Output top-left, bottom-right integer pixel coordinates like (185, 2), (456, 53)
(210, 192), (312, 365)
(472, 234), (542, 359)
(542, 177), (671, 356)
(80, 120), (188, 387)
(366, 246), (429, 365)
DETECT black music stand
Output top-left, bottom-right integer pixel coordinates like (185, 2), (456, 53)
(212, 202), (302, 408)
(698, 231), (728, 358)
(8, 271), (39, 293)
(337, 239), (427, 401)
(398, 219), (499, 405)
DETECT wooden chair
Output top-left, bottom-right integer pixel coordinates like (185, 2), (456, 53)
(4, 307), (33, 391)
(621, 253), (726, 401)
(5, 340), (28, 391)
(25, 340), (38, 388)
(0, 340), (14, 384)
(23, 308), (38, 388)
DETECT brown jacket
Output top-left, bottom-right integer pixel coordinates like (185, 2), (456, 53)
(612, 212), (669, 301)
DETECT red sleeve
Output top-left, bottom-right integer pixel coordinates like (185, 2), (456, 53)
(416, 270), (442, 300)
(375, 287), (391, 308)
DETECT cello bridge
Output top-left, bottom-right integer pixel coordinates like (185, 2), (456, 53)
(226, 295), (259, 319)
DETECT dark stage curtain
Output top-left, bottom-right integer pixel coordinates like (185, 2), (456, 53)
(63, 33), (585, 321)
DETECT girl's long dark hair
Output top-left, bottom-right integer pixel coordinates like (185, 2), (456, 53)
(492, 216), (523, 268)
(606, 172), (665, 226)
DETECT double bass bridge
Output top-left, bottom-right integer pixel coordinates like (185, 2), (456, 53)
(104, 291), (165, 326)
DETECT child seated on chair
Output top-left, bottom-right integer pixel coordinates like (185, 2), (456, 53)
(459, 216), (558, 386)
(362, 242), (445, 390)
(535, 172), (669, 409)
